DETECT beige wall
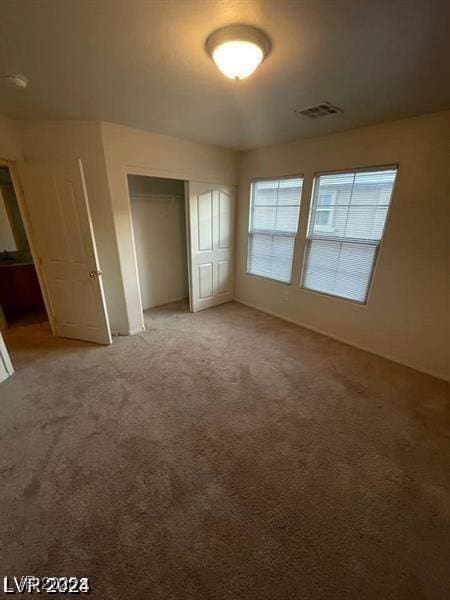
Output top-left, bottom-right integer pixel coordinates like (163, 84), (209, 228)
(236, 111), (450, 380)
(100, 121), (238, 334)
(7, 112), (449, 379)
(0, 115), (22, 161)
(11, 119), (237, 336)
(17, 121), (126, 333)
(128, 175), (188, 310)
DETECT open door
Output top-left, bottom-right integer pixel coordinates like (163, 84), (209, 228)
(19, 159), (111, 345)
(0, 331), (14, 383)
(187, 182), (235, 312)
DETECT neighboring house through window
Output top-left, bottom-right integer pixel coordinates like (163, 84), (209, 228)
(314, 189), (336, 230)
(301, 167), (398, 302)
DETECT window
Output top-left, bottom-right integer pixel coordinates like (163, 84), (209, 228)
(301, 167), (397, 302)
(247, 177), (303, 284)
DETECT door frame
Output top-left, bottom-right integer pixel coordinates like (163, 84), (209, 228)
(0, 330), (14, 383)
(184, 182), (193, 312)
(123, 165), (191, 326)
(121, 163), (236, 329)
(0, 158), (55, 334)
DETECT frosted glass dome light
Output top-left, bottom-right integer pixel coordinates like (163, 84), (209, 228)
(206, 25), (271, 80)
(212, 40), (264, 79)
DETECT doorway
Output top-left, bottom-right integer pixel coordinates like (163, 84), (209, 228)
(0, 165), (49, 337)
(1, 157), (112, 381)
(127, 175), (189, 328)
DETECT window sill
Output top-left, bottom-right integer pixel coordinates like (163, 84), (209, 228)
(246, 271), (292, 286)
(299, 285), (369, 306)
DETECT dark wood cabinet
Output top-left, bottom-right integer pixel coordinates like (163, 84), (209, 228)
(0, 263), (45, 322)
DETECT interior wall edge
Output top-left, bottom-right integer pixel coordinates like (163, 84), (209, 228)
(96, 122), (132, 336)
(240, 107), (450, 157)
(235, 298), (449, 383)
(235, 109), (450, 382)
(127, 327), (146, 336)
(100, 120), (239, 335)
(0, 115), (23, 161)
(15, 119), (129, 335)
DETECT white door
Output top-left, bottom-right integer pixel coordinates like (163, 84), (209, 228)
(20, 159), (112, 345)
(187, 182), (235, 312)
(0, 332), (14, 383)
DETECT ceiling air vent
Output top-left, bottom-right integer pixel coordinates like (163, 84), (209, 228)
(295, 102), (343, 120)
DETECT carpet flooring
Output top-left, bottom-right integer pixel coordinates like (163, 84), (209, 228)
(1, 300), (449, 599)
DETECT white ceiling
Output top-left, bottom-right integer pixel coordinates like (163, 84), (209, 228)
(1, 0), (449, 150)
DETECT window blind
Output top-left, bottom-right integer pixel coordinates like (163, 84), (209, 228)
(247, 177), (303, 283)
(301, 167), (397, 302)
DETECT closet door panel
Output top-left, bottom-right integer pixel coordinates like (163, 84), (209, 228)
(187, 182), (235, 312)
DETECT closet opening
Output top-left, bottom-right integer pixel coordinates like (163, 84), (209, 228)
(127, 175), (189, 329)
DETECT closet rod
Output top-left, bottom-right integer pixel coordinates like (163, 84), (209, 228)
(130, 192), (184, 200)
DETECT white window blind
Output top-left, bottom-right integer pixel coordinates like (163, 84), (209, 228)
(247, 177), (303, 283)
(301, 167), (397, 302)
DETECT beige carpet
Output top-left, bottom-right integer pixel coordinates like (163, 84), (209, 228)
(1, 301), (449, 599)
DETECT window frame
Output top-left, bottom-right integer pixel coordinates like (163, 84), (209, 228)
(246, 174), (304, 286)
(299, 164), (399, 305)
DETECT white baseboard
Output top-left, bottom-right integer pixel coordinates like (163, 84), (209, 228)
(236, 298), (449, 382)
(127, 326), (145, 335)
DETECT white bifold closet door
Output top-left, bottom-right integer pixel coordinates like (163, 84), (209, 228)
(187, 182), (235, 312)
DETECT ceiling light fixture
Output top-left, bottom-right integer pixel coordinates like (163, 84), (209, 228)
(206, 25), (271, 80)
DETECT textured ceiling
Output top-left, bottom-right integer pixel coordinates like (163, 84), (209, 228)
(0, 0), (449, 149)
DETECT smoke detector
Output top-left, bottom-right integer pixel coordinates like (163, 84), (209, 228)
(3, 74), (28, 90)
(295, 101), (343, 120)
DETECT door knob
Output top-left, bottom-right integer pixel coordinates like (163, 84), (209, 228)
(89, 270), (102, 277)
